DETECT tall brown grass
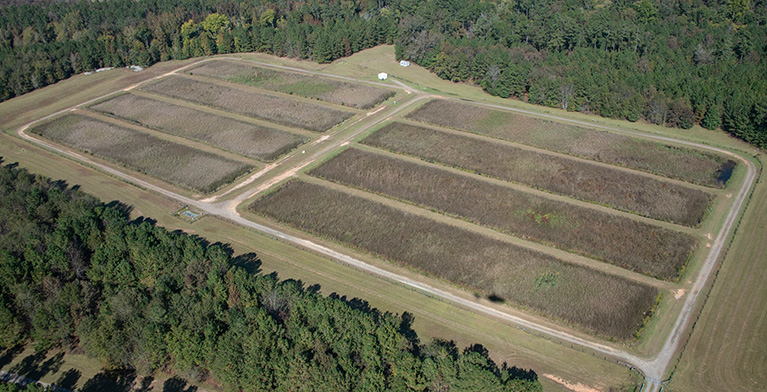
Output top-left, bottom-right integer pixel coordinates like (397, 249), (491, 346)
(90, 94), (305, 161)
(141, 76), (354, 132)
(309, 148), (697, 280)
(362, 122), (713, 227)
(407, 100), (733, 188)
(188, 60), (395, 109)
(32, 114), (253, 193)
(250, 180), (659, 340)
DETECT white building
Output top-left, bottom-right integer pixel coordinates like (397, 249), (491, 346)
(378, 72), (388, 80)
(399, 60), (411, 67)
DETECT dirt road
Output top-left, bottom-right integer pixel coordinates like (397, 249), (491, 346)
(13, 57), (759, 391)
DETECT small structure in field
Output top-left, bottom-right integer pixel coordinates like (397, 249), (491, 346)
(377, 72), (388, 80)
(399, 60), (410, 67)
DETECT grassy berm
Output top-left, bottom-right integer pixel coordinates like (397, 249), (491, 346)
(363, 122), (713, 227)
(31, 114), (252, 193)
(142, 75), (354, 132)
(407, 99), (734, 188)
(188, 60), (395, 109)
(90, 93), (305, 161)
(309, 148), (697, 280)
(251, 180), (659, 340)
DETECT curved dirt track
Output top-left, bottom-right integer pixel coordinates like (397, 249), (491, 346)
(14, 57), (759, 391)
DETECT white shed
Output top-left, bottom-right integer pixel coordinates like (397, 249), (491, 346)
(399, 60), (411, 67)
(377, 72), (388, 80)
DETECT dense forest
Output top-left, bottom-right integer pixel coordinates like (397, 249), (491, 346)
(1, 0), (765, 147)
(0, 160), (542, 391)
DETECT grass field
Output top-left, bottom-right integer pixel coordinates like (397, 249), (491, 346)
(251, 180), (659, 340)
(669, 168), (767, 391)
(407, 100), (734, 188)
(363, 122), (713, 227)
(187, 60), (395, 109)
(309, 147), (698, 280)
(30, 114), (253, 193)
(90, 93), (306, 161)
(141, 76), (354, 132)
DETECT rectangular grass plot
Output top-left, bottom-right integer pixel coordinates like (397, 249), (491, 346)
(250, 180), (659, 340)
(309, 148), (698, 280)
(407, 99), (735, 188)
(362, 122), (713, 227)
(32, 114), (253, 193)
(187, 60), (395, 109)
(90, 94), (306, 161)
(141, 76), (355, 132)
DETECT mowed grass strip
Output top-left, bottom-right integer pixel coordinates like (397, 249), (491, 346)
(407, 100), (734, 188)
(250, 180), (659, 340)
(141, 75), (354, 132)
(309, 148), (697, 280)
(90, 94), (306, 161)
(31, 114), (253, 193)
(362, 122), (713, 227)
(188, 60), (395, 109)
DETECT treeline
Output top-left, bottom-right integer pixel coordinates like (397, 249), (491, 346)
(0, 160), (541, 392)
(0, 0), (396, 100)
(394, 0), (767, 147)
(2, 0), (766, 147)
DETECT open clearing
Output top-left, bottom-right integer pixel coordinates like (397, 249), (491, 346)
(141, 75), (354, 132)
(309, 147), (698, 280)
(187, 60), (395, 109)
(408, 99), (734, 188)
(30, 114), (253, 193)
(669, 173), (767, 391)
(90, 93), (306, 161)
(250, 180), (659, 340)
(363, 121), (713, 226)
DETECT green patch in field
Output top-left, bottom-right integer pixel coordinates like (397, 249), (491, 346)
(534, 272), (559, 289)
(277, 80), (336, 97)
(526, 209), (567, 228)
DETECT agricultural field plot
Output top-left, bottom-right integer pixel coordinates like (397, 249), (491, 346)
(250, 180), (659, 341)
(31, 114), (253, 193)
(362, 122), (713, 227)
(141, 75), (355, 132)
(407, 100), (735, 188)
(309, 148), (698, 280)
(187, 60), (395, 109)
(89, 93), (306, 161)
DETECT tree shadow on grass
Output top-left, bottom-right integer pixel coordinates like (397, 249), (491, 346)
(54, 368), (81, 390)
(0, 345), (25, 369)
(10, 350), (64, 381)
(231, 252), (262, 275)
(163, 376), (197, 392)
(80, 369), (137, 392)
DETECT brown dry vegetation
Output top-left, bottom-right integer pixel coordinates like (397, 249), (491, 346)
(407, 100), (733, 188)
(362, 122), (713, 227)
(187, 60), (395, 109)
(31, 114), (253, 193)
(250, 180), (659, 340)
(89, 93), (306, 161)
(141, 76), (354, 132)
(309, 148), (698, 280)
